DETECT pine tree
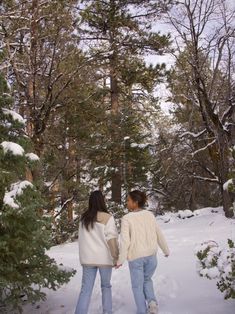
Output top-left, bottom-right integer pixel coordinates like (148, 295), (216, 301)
(0, 0), (81, 164)
(0, 0), (89, 239)
(76, 0), (172, 204)
(0, 74), (75, 312)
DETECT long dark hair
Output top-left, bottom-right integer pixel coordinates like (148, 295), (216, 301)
(129, 190), (147, 208)
(81, 190), (108, 230)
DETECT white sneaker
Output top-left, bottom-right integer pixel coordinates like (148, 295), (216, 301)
(148, 301), (159, 314)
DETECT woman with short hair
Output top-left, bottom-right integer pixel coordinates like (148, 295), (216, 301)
(116, 190), (170, 314)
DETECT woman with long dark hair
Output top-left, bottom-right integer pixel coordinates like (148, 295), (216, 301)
(75, 190), (119, 314)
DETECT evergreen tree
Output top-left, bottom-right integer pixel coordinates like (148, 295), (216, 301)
(0, 74), (75, 312)
(76, 0), (172, 204)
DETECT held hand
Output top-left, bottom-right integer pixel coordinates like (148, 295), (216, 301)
(165, 254), (169, 257)
(115, 264), (122, 269)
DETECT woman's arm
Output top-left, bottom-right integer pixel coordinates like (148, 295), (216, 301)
(116, 217), (130, 265)
(104, 216), (119, 264)
(156, 221), (170, 256)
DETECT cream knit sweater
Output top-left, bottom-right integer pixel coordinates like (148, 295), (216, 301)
(117, 209), (170, 265)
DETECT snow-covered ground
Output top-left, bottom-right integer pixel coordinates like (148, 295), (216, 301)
(23, 207), (235, 314)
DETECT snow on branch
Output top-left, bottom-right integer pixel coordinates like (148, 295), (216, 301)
(223, 179), (234, 191)
(193, 175), (219, 184)
(130, 143), (150, 149)
(1, 141), (24, 156)
(191, 139), (216, 157)
(0, 15), (30, 21)
(25, 152), (40, 161)
(3, 108), (25, 124)
(180, 129), (206, 138)
(221, 102), (235, 124)
(3, 180), (34, 209)
(54, 196), (75, 219)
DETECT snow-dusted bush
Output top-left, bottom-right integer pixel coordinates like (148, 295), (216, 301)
(195, 239), (235, 299)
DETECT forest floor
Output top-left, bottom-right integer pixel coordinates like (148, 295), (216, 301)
(23, 207), (235, 314)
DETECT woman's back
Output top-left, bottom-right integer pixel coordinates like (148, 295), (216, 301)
(79, 211), (118, 266)
(116, 190), (170, 314)
(118, 209), (169, 264)
(75, 190), (119, 314)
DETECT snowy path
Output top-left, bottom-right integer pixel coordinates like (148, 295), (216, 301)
(23, 207), (235, 314)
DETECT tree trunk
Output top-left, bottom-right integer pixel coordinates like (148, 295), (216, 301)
(231, 106), (235, 146)
(217, 130), (234, 217)
(111, 151), (122, 203)
(26, 0), (40, 183)
(110, 54), (122, 204)
(189, 177), (197, 211)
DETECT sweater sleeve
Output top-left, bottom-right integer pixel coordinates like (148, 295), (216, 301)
(117, 216), (130, 265)
(104, 216), (119, 263)
(156, 221), (170, 256)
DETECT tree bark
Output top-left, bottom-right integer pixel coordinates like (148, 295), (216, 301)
(110, 67), (122, 203)
(109, 5), (122, 204)
(25, 0), (39, 184)
(217, 130), (234, 217)
(189, 177), (197, 211)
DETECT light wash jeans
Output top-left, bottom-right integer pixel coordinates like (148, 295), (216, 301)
(128, 254), (158, 314)
(75, 266), (112, 314)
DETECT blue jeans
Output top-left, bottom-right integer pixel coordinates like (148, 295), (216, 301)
(129, 254), (158, 314)
(75, 266), (112, 314)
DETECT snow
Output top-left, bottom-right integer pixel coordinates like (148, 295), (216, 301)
(0, 141), (25, 156)
(180, 129), (206, 138)
(25, 152), (40, 161)
(130, 143), (149, 149)
(192, 139), (217, 157)
(22, 206), (235, 314)
(3, 180), (33, 209)
(177, 209), (194, 219)
(2, 108), (25, 124)
(224, 264), (232, 276)
(206, 267), (220, 279)
(158, 207), (220, 223)
(223, 179), (234, 191)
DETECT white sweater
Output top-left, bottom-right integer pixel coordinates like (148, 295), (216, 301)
(78, 211), (119, 267)
(117, 210), (170, 265)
